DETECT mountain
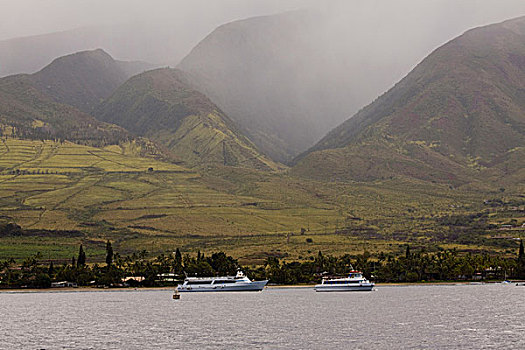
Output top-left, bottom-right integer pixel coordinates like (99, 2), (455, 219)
(6, 3), (525, 163)
(31, 49), (152, 113)
(176, 8), (443, 163)
(94, 68), (279, 170)
(178, 12), (321, 162)
(0, 24), (183, 77)
(178, 6), (516, 164)
(0, 52), (163, 158)
(292, 17), (525, 185)
(0, 4), (303, 78)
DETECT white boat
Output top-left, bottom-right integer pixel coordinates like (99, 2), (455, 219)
(314, 271), (374, 292)
(177, 271), (268, 292)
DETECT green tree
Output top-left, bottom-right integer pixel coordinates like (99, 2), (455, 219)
(315, 251), (325, 272)
(106, 240), (113, 266)
(517, 240), (525, 279)
(184, 259), (214, 277)
(175, 248), (182, 265)
(77, 244), (86, 267)
(208, 252), (238, 275)
(174, 248), (183, 274)
(48, 261), (54, 275)
(34, 273), (51, 288)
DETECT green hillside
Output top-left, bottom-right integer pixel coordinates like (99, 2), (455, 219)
(294, 17), (525, 186)
(94, 68), (279, 170)
(0, 74), (131, 147)
(1, 20), (524, 265)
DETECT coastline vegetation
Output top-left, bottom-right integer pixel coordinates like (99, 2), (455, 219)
(1, 241), (524, 289)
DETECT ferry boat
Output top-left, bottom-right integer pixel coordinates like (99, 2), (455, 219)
(176, 271), (268, 292)
(314, 271), (374, 292)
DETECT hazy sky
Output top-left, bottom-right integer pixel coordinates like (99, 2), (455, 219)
(1, 0), (525, 41)
(1, 0), (525, 72)
(0, 0), (314, 41)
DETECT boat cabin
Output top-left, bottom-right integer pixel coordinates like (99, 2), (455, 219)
(348, 272), (363, 279)
(320, 271), (367, 284)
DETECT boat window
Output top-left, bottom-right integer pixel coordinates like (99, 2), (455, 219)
(214, 280), (237, 284)
(186, 280), (213, 285)
(325, 280), (357, 285)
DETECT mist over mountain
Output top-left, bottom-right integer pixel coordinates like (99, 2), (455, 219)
(94, 68), (278, 170)
(0, 1), (311, 77)
(31, 49), (152, 113)
(178, 2), (525, 163)
(179, 12), (325, 162)
(292, 17), (525, 185)
(2, 1), (525, 164)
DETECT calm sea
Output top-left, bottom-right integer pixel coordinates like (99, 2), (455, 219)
(1, 284), (524, 349)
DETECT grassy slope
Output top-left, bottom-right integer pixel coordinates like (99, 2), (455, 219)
(1, 138), (522, 263)
(94, 68), (279, 170)
(294, 17), (525, 186)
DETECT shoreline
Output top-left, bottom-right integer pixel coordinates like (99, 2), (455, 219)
(267, 281), (474, 288)
(0, 286), (175, 294)
(1, 281), (513, 293)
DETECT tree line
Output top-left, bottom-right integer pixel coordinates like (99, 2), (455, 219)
(251, 243), (525, 284)
(1, 240), (524, 289)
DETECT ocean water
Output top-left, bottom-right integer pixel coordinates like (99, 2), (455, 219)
(1, 284), (524, 349)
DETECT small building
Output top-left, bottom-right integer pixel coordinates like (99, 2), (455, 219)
(51, 281), (78, 288)
(472, 273), (483, 280)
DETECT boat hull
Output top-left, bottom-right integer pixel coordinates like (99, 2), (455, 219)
(177, 280), (268, 292)
(314, 283), (374, 292)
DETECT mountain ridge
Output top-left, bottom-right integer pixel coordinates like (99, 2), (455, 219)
(94, 68), (280, 170)
(292, 16), (525, 185)
(31, 49), (153, 113)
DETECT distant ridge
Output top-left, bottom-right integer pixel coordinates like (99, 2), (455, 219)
(31, 49), (153, 113)
(0, 25), (172, 77)
(177, 11), (365, 163)
(292, 17), (525, 186)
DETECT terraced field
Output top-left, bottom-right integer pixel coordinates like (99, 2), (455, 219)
(1, 138), (522, 263)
